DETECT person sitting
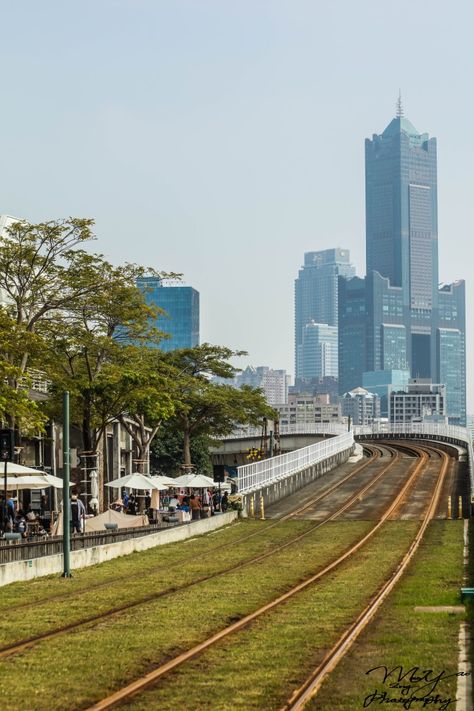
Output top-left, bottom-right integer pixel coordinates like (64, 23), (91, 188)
(110, 498), (123, 512)
(26, 506), (38, 522)
(14, 510), (27, 537)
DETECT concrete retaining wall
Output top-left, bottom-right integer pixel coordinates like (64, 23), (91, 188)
(0, 511), (238, 588)
(241, 446), (353, 512)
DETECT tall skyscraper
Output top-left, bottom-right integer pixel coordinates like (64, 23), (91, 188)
(294, 248), (355, 384)
(136, 277), (199, 351)
(339, 101), (466, 424)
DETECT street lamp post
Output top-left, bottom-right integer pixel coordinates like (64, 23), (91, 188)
(62, 391), (72, 577)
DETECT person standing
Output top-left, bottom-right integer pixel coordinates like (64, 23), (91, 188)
(189, 494), (201, 521)
(70, 493), (86, 534)
(221, 492), (229, 512)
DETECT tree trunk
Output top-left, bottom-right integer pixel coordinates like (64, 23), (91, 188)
(183, 427), (192, 468)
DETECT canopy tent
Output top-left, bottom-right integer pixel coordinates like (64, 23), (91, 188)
(173, 473), (218, 488)
(51, 508), (149, 535)
(85, 508), (149, 532)
(105, 473), (167, 491)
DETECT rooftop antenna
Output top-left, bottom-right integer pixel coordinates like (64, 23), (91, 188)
(396, 90), (404, 118)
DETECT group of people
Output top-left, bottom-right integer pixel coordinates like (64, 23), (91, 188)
(0, 494), (46, 538)
(166, 489), (229, 520)
(110, 491), (139, 515)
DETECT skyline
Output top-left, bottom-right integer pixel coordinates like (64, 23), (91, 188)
(0, 1), (472, 406)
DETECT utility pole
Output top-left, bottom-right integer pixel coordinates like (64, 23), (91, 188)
(62, 391), (72, 577)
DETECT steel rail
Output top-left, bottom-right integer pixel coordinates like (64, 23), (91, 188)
(281, 444), (449, 710)
(85, 445), (429, 711)
(0, 446), (396, 660)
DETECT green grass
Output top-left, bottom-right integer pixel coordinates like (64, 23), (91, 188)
(311, 520), (465, 710)
(0, 519), (317, 645)
(0, 520), (371, 710)
(118, 521), (420, 710)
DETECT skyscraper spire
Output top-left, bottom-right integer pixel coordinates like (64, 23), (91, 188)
(396, 90), (404, 118)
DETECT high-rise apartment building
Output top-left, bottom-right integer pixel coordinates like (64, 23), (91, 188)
(297, 321), (338, 381)
(234, 366), (289, 406)
(339, 104), (466, 425)
(294, 248), (355, 384)
(136, 277), (199, 351)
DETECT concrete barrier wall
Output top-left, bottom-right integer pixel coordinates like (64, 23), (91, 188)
(241, 446), (353, 512)
(0, 511), (238, 588)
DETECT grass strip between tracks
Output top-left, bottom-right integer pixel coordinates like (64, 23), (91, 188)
(0, 520), (314, 644)
(312, 520), (465, 710)
(0, 521), (372, 710)
(109, 521), (421, 711)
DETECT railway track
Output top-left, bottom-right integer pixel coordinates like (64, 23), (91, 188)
(0, 444), (404, 661)
(1, 443), (384, 616)
(281, 444), (449, 710)
(83, 443), (437, 711)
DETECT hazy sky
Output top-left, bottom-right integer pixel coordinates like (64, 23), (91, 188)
(1, 1), (473, 407)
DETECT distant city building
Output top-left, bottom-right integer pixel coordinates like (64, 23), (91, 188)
(297, 321), (338, 382)
(295, 248), (355, 383)
(338, 104), (466, 425)
(290, 375), (339, 403)
(136, 277), (199, 351)
(388, 379), (446, 424)
(276, 393), (341, 426)
(362, 369), (410, 418)
(234, 366), (289, 406)
(467, 415), (474, 443)
(340, 387), (380, 426)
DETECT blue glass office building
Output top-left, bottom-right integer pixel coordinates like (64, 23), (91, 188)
(137, 278), (200, 351)
(339, 107), (466, 424)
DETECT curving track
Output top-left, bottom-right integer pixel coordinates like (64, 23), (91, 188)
(0, 442), (454, 711)
(83, 442), (445, 711)
(0, 444), (400, 661)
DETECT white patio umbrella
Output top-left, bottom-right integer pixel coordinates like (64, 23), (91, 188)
(105, 472), (167, 491)
(40, 473), (74, 489)
(89, 470), (99, 512)
(1, 462), (47, 475)
(173, 473), (218, 488)
(5, 475), (50, 490)
(150, 475), (179, 488)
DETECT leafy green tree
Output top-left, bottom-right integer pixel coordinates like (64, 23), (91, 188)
(44, 261), (169, 455)
(0, 302), (48, 432)
(165, 344), (275, 468)
(0, 218), (102, 431)
(150, 424), (213, 476)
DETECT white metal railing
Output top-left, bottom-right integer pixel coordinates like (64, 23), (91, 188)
(354, 422), (474, 492)
(353, 422), (471, 442)
(229, 423), (348, 439)
(236, 431), (354, 494)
